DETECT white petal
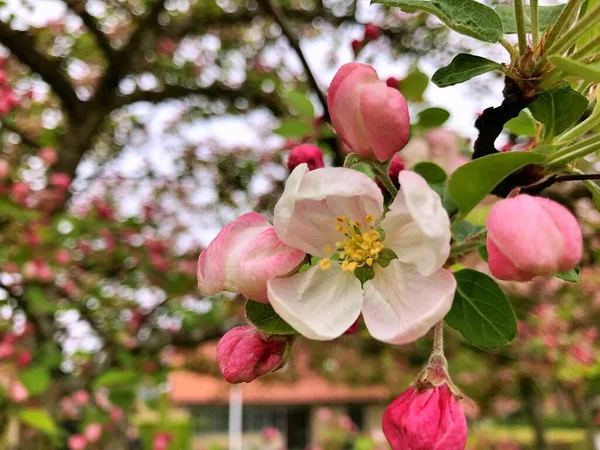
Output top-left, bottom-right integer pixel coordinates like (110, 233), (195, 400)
(273, 164), (384, 256)
(362, 260), (456, 344)
(380, 171), (450, 276)
(267, 263), (363, 340)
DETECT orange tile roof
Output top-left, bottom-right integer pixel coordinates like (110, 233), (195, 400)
(169, 371), (390, 405)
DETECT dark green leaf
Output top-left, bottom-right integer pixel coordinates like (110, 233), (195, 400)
(273, 119), (312, 138)
(445, 269), (517, 348)
(373, 0), (503, 42)
(93, 370), (139, 389)
(448, 152), (545, 216)
(109, 387), (137, 409)
(548, 56), (600, 83)
(495, 4), (564, 33)
(18, 408), (58, 436)
(19, 367), (51, 396)
(529, 84), (588, 139)
(505, 109), (538, 136)
(246, 300), (298, 335)
(413, 162), (447, 184)
(478, 244), (489, 262)
(377, 248), (398, 268)
(452, 221), (484, 243)
(286, 90), (315, 118)
(355, 265), (375, 284)
(432, 54), (503, 87)
(416, 107), (451, 128)
(400, 67), (429, 103)
(555, 266), (580, 282)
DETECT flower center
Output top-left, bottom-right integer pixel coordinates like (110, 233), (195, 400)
(319, 215), (383, 272)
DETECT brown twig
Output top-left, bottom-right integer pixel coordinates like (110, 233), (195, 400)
(522, 173), (600, 194)
(63, 0), (114, 56)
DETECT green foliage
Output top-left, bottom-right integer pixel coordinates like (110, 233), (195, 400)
(432, 54), (503, 87)
(273, 119), (312, 137)
(18, 408), (58, 436)
(18, 366), (51, 396)
(412, 162), (447, 184)
(495, 4), (564, 33)
(555, 266), (580, 282)
(578, 0), (600, 53)
(246, 300), (298, 335)
(445, 269), (517, 348)
(548, 56), (600, 83)
(93, 369), (140, 389)
(416, 107), (450, 128)
(448, 151), (545, 216)
(372, 0), (503, 42)
(285, 90), (315, 118)
(400, 67), (429, 103)
(505, 109), (538, 136)
(529, 84), (589, 139)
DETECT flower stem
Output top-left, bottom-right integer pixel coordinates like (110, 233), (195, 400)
(514, 0), (528, 54)
(531, 0), (540, 47)
(572, 33), (600, 59)
(546, 2), (600, 57)
(554, 112), (600, 145)
(372, 163), (398, 197)
(544, 0), (584, 51)
(547, 137), (600, 167)
(432, 321), (445, 356)
(500, 38), (519, 60)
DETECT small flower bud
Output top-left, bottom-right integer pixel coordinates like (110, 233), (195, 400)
(328, 63), (410, 162)
(385, 77), (399, 89)
(50, 173), (71, 190)
(39, 147), (58, 166)
(364, 24), (382, 41)
(84, 423), (102, 442)
(351, 39), (363, 55)
(382, 383), (467, 450)
(67, 435), (87, 450)
(217, 325), (290, 383)
(288, 144), (324, 172)
(9, 381), (29, 403)
(487, 195), (583, 281)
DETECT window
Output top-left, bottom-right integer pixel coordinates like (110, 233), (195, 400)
(190, 405), (229, 434)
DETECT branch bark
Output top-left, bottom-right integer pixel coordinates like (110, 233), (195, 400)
(0, 22), (80, 113)
(0, 117), (41, 148)
(63, 0), (114, 56)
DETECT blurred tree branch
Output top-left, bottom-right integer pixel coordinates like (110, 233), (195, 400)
(0, 23), (80, 113)
(0, 117), (41, 148)
(62, 0), (114, 57)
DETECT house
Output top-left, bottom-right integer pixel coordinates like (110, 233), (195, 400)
(168, 345), (392, 450)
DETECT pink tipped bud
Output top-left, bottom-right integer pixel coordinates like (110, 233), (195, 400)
(383, 384), (467, 450)
(344, 319), (360, 335)
(385, 77), (399, 89)
(50, 173), (71, 190)
(39, 147), (58, 166)
(68, 435), (87, 450)
(351, 39), (363, 55)
(487, 195), (583, 281)
(364, 24), (382, 41)
(15, 350), (32, 368)
(328, 63), (410, 162)
(288, 144), (325, 172)
(217, 325), (289, 383)
(83, 423), (102, 442)
(388, 154), (405, 181)
(72, 390), (90, 406)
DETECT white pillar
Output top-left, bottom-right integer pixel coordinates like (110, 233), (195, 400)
(228, 384), (243, 450)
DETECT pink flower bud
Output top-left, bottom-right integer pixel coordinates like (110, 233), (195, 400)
(351, 39), (363, 55)
(15, 350), (32, 368)
(50, 173), (71, 190)
(487, 195), (582, 281)
(39, 147), (58, 166)
(0, 159), (10, 179)
(388, 154), (405, 181)
(382, 384), (467, 450)
(153, 432), (173, 450)
(385, 77), (399, 89)
(328, 63), (410, 162)
(197, 213), (305, 303)
(9, 381), (29, 403)
(217, 325), (289, 383)
(68, 435), (87, 450)
(84, 423), (102, 442)
(288, 144), (325, 172)
(109, 407), (123, 422)
(0, 341), (13, 358)
(0, 71), (6, 86)
(364, 24), (382, 41)
(56, 249), (71, 265)
(344, 319), (360, 334)
(73, 390), (90, 406)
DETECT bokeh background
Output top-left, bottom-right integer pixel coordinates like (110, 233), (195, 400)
(0, 0), (598, 449)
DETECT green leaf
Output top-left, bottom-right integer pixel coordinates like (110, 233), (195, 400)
(93, 369), (139, 389)
(445, 269), (517, 348)
(452, 221), (484, 243)
(286, 90), (315, 118)
(555, 266), (580, 282)
(478, 244), (489, 262)
(18, 408), (58, 436)
(377, 248), (398, 268)
(529, 84), (588, 139)
(448, 152), (545, 216)
(413, 162), (447, 184)
(582, 180), (600, 210)
(495, 4), (564, 33)
(109, 387), (137, 409)
(505, 109), (538, 136)
(19, 367), (51, 396)
(416, 107), (450, 128)
(24, 286), (57, 314)
(578, 0), (600, 54)
(355, 265), (375, 284)
(400, 67), (429, 103)
(246, 300), (298, 335)
(273, 119), (312, 138)
(432, 54), (503, 87)
(548, 56), (600, 83)
(372, 0), (503, 42)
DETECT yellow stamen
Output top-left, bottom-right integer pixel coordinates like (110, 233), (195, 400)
(366, 215), (375, 223)
(320, 258), (332, 270)
(324, 245), (332, 254)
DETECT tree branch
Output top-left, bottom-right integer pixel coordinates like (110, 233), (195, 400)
(63, 0), (114, 56)
(0, 22), (80, 113)
(0, 117), (42, 148)
(522, 173), (600, 194)
(259, 0), (329, 120)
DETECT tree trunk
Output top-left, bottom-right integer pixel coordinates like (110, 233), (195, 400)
(519, 375), (547, 450)
(565, 388), (597, 450)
